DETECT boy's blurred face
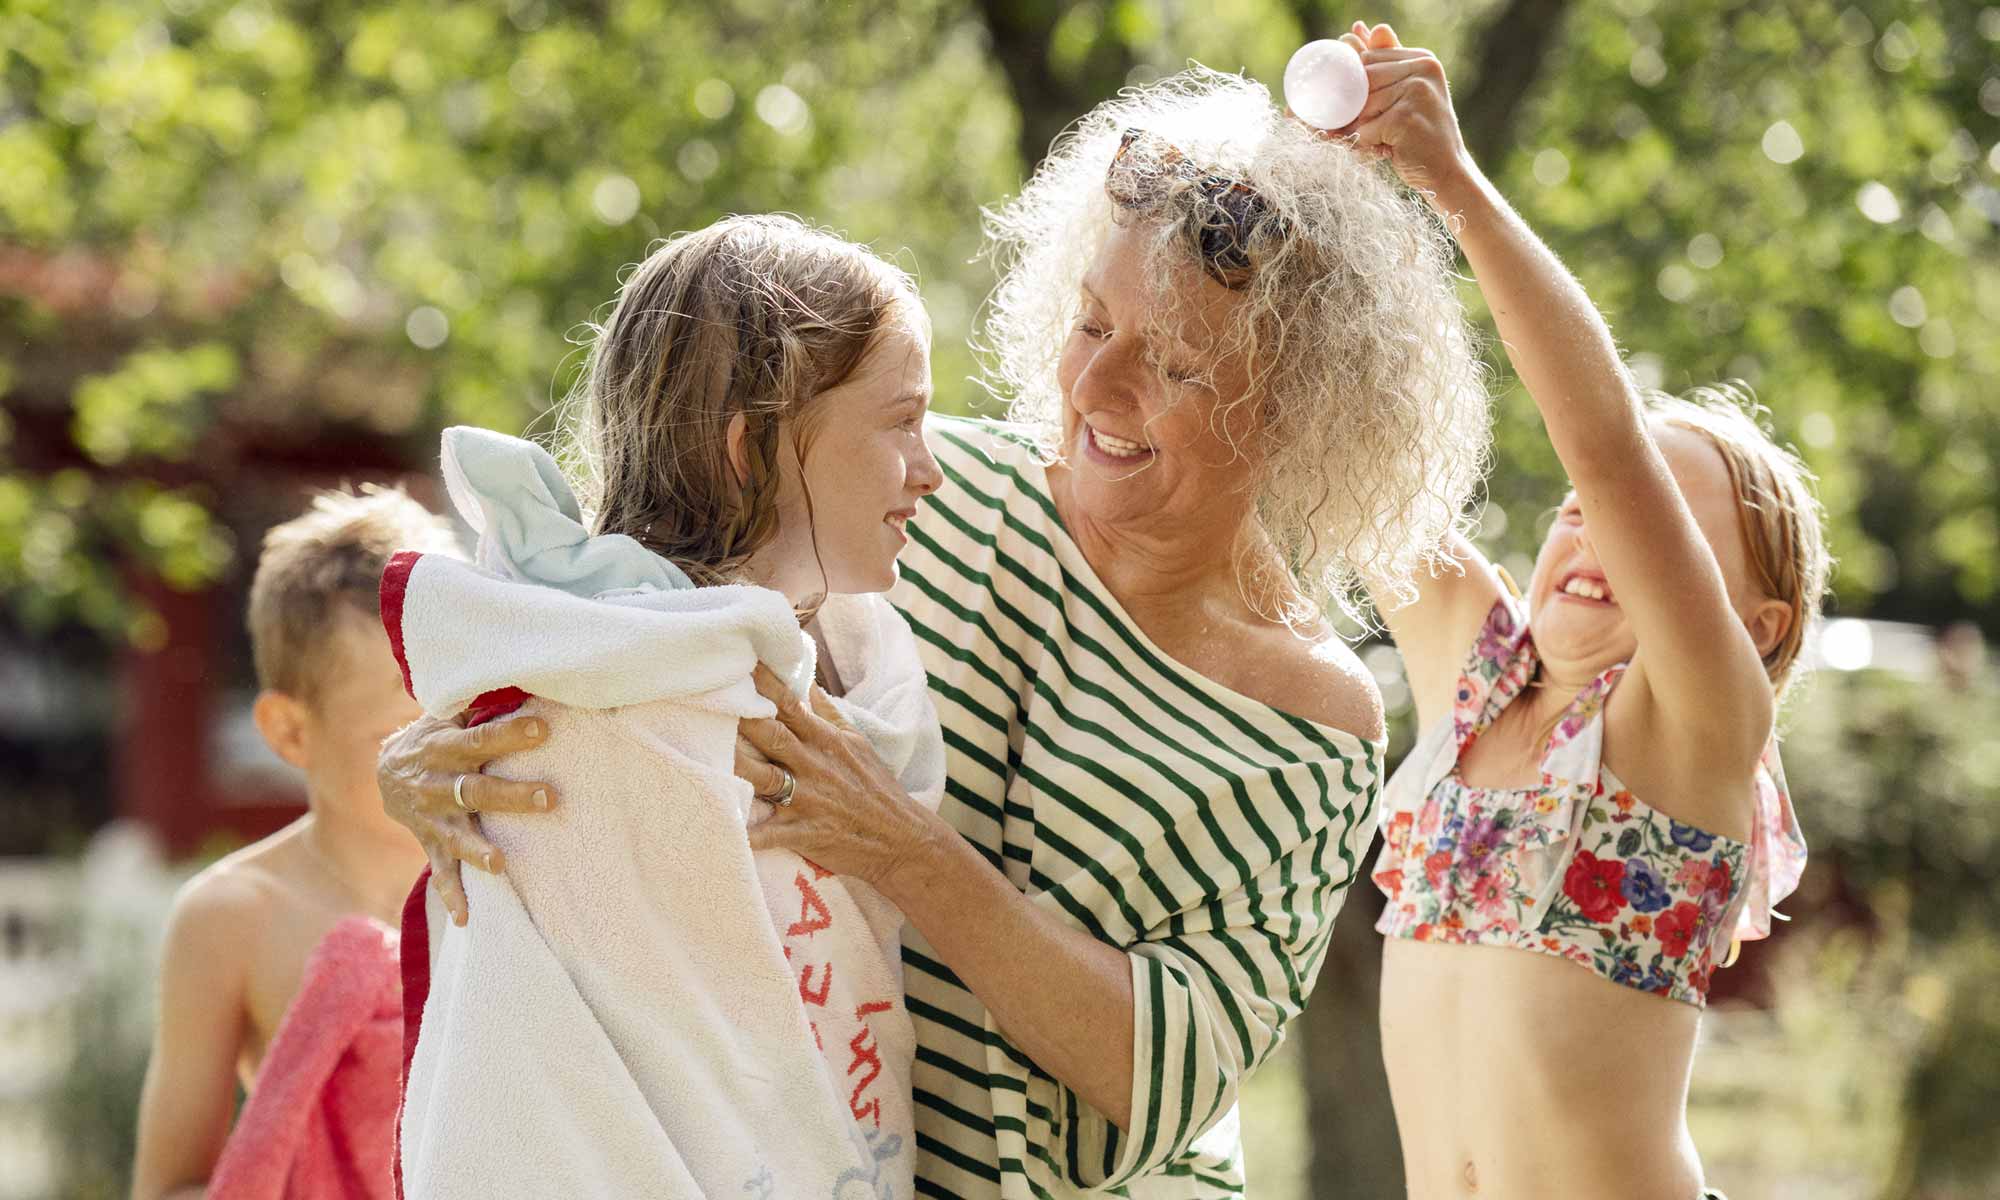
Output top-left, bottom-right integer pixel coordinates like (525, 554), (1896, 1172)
(294, 606), (423, 827)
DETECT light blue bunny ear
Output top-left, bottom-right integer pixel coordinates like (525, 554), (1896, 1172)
(439, 426), (693, 599)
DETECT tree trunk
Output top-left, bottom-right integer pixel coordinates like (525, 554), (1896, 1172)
(1457, 0), (1577, 170)
(968, 0), (1137, 176)
(1300, 884), (1404, 1199)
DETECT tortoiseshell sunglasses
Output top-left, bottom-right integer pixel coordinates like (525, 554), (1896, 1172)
(1104, 127), (1278, 289)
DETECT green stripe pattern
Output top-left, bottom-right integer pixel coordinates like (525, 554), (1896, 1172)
(891, 416), (1383, 1198)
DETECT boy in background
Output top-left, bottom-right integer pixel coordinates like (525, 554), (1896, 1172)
(131, 486), (459, 1200)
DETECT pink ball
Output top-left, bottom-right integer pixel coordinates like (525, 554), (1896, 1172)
(1283, 39), (1369, 131)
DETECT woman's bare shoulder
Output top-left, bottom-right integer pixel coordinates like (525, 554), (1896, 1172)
(1226, 618), (1386, 743)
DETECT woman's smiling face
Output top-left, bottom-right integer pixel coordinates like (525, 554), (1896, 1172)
(1055, 221), (1264, 534)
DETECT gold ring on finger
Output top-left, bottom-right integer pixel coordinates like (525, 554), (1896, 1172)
(757, 767), (797, 808)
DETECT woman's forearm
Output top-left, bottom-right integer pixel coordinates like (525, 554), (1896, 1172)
(881, 820), (1137, 1129)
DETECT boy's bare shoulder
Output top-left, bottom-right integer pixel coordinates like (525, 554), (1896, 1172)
(163, 829), (308, 964)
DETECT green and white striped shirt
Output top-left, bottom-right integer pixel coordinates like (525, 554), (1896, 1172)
(889, 416), (1383, 1198)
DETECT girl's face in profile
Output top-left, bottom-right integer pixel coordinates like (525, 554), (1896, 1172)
(757, 299), (943, 602)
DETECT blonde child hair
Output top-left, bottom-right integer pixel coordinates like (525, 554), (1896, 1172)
(1646, 382), (1832, 699)
(247, 484), (458, 699)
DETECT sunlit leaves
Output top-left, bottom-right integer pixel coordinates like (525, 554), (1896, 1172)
(1488, 0), (1998, 627)
(2, 0), (1019, 639)
(71, 344), (238, 466)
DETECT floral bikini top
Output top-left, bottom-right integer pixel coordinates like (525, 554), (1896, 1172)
(1372, 596), (1808, 1006)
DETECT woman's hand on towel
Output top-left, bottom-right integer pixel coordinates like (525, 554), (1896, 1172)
(378, 712), (557, 926)
(736, 665), (944, 889)
(740, 663), (1142, 1128)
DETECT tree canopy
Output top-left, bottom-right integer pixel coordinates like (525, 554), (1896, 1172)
(2, 0), (1994, 642)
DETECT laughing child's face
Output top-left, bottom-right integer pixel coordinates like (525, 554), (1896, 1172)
(1526, 423), (1781, 678)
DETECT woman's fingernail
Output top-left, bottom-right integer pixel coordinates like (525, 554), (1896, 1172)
(524, 719), (543, 739)
(533, 789), (550, 809)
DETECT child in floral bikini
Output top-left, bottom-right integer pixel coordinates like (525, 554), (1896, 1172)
(1337, 21), (1829, 1200)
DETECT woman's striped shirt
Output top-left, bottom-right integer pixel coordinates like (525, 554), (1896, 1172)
(887, 416), (1383, 1198)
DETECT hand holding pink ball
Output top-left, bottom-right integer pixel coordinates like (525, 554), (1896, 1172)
(1283, 39), (1369, 131)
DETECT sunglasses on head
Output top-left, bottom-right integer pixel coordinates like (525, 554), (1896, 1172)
(1104, 128), (1280, 289)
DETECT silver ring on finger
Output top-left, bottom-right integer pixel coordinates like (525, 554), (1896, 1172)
(757, 766), (797, 808)
(453, 772), (479, 813)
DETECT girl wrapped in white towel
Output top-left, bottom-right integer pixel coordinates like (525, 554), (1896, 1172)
(384, 215), (946, 1200)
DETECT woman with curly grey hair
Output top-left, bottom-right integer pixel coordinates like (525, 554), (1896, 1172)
(379, 66), (1489, 1198)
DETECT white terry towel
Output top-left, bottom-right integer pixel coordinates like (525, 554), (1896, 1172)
(388, 427), (944, 1200)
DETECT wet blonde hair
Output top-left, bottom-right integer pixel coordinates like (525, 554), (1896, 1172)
(558, 214), (916, 586)
(1648, 382), (1832, 699)
(979, 68), (1491, 628)
(248, 485), (458, 701)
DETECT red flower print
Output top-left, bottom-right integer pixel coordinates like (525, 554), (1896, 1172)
(1690, 945), (1717, 995)
(1655, 901), (1701, 958)
(1630, 913), (1653, 936)
(1414, 923), (1434, 941)
(1562, 850), (1628, 922)
(1375, 869), (1404, 895)
(1386, 811), (1413, 851)
(1424, 851), (1453, 890)
(1612, 790), (1636, 815)
(1703, 859), (1734, 903)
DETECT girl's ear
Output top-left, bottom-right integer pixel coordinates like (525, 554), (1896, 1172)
(1745, 596), (1794, 664)
(725, 413), (751, 488)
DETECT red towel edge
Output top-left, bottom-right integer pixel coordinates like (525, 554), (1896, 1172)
(380, 551), (420, 701)
(465, 687), (531, 726)
(382, 549), (529, 1199)
(392, 868), (432, 1200)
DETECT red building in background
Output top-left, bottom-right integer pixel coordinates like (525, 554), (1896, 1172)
(2, 243), (444, 857)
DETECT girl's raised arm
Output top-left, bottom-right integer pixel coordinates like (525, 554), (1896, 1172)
(1342, 23), (1776, 767)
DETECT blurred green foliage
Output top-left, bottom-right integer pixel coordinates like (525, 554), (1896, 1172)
(2, 0), (1994, 643)
(1786, 666), (2000, 940)
(0, 0), (1025, 636)
(1472, 0), (2000, 635)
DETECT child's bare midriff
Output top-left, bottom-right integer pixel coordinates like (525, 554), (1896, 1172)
(1382, 937), (1704, 1199)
